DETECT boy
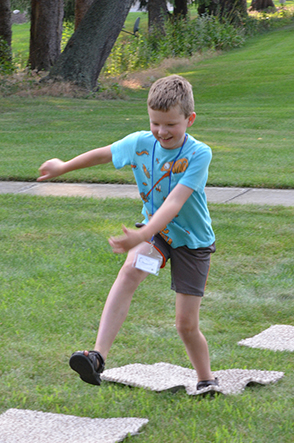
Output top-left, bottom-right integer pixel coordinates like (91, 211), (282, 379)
(38, 75), (218, 391)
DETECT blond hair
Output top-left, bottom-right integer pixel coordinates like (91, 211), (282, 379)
(147, 75), (194, 118)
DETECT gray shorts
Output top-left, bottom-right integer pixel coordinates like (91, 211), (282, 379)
(152, 234), (215, 297)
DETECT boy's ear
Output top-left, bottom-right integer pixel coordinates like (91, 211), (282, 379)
(187, 112), (196, 127)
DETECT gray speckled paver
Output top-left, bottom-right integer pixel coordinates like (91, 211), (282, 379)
(0, 409), (148, 443)
(101, 362), (284, 396)
(238, 325), (294, 352)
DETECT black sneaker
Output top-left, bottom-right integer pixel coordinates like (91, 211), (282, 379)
(196, 377), (219, 391)
(69, 350), (105, 386)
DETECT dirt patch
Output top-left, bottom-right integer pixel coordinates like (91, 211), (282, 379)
(1, 50), (219, 98)
(117, 51), (218, 89)
(0, 70), (87, 98)
(0, 70), (129, 99)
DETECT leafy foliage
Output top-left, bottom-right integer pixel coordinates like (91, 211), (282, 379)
(0, 37), (15, 75)
(103, 14), (245, 76)
(64, 0), (75, 23)
(61, 22), (75, 52)
(10, 0), (30, 12)
(102, 6), (294, 77)
(243, 6), (294, 35)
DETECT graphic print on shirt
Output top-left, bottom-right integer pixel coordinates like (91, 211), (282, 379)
(139, 157), (188, 203)
(142, 164), (150, 179)
(136, 150), (189, 245)
(136, 150), (149, 157)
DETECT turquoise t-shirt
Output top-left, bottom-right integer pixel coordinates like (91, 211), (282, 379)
(111, 131), (215, 249)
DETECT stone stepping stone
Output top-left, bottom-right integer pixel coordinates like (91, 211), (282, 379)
(238, 325), (294, 352)
(101, 362), (284, 396)
(0, 409), (148, 443)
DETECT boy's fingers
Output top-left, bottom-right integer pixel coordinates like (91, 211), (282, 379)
(109, 244), (125, 254)
(122, 225), (128, 234)
(109, 237), (127, 254)
(37, 174), (49, 182)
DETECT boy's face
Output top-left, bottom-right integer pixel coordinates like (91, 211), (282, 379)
(148, 105), (196, 150)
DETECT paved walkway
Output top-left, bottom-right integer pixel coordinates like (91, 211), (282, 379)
(0, 181), (293, 206)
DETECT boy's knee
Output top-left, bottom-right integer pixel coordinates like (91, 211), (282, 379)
(176, 316), (199, 338)
(119, 259), (147, 286)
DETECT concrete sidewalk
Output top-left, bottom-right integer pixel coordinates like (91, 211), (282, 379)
(0, 181), (293, 207)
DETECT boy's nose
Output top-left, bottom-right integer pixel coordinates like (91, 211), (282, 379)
(158, 126), (168, 136)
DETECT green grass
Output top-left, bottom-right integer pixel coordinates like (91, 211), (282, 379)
(11, 21), (30, 69)
(178, 25), (294, 188)
(2, 7), (294, 441)
(1, 8), (294, 441)
(2, 23), (294, 188)
(1, 194), (294, 441)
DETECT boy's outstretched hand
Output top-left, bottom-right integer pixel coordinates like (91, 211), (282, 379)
(37, 158), (65, 182)
(109, 226), (146, 254)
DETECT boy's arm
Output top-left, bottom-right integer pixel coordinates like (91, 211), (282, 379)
(37, 145), (112, 181)
(109, 183), (194, 253)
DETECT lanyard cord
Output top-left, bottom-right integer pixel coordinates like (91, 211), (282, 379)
(150, 134), (187, 239)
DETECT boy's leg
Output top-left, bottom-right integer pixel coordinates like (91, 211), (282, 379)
(175, 293), (213, 382)
(70, 243), (150, 384)
(94, 242), (151, 359)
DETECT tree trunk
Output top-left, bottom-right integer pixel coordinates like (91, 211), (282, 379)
(48, 0), (133, 90)
(198, 0), (247, 20)
(29, 0), (64, 71)
(0, 0), (12, 47)
(173, 0), (188, 18)
(219, 0), (247, 17)
(148, 0), (169, 33)
(75, 0), (95, 30)
(250, 0), (275, 11)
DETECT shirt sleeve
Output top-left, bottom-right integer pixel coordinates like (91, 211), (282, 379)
(111, 132), (140, 169)
(178, 143), (212, 192)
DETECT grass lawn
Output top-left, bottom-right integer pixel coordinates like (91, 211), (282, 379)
(1, 6), (293, 442)
(1, 194), (294, 442)
(177, 24), (294, 189)
(11, 21), (30, 68)
(3, 21), (294, 188)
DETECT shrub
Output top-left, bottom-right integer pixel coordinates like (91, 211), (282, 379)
(10, 0), (30, 12)
(0, 37), (15, 75)
(102, 5), (294, 78)
(243, 6), (294, 36)
(61, 21), (75, 52)
(103, 14), (246, 77)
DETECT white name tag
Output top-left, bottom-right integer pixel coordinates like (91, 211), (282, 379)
(135, 254), (162, 275)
